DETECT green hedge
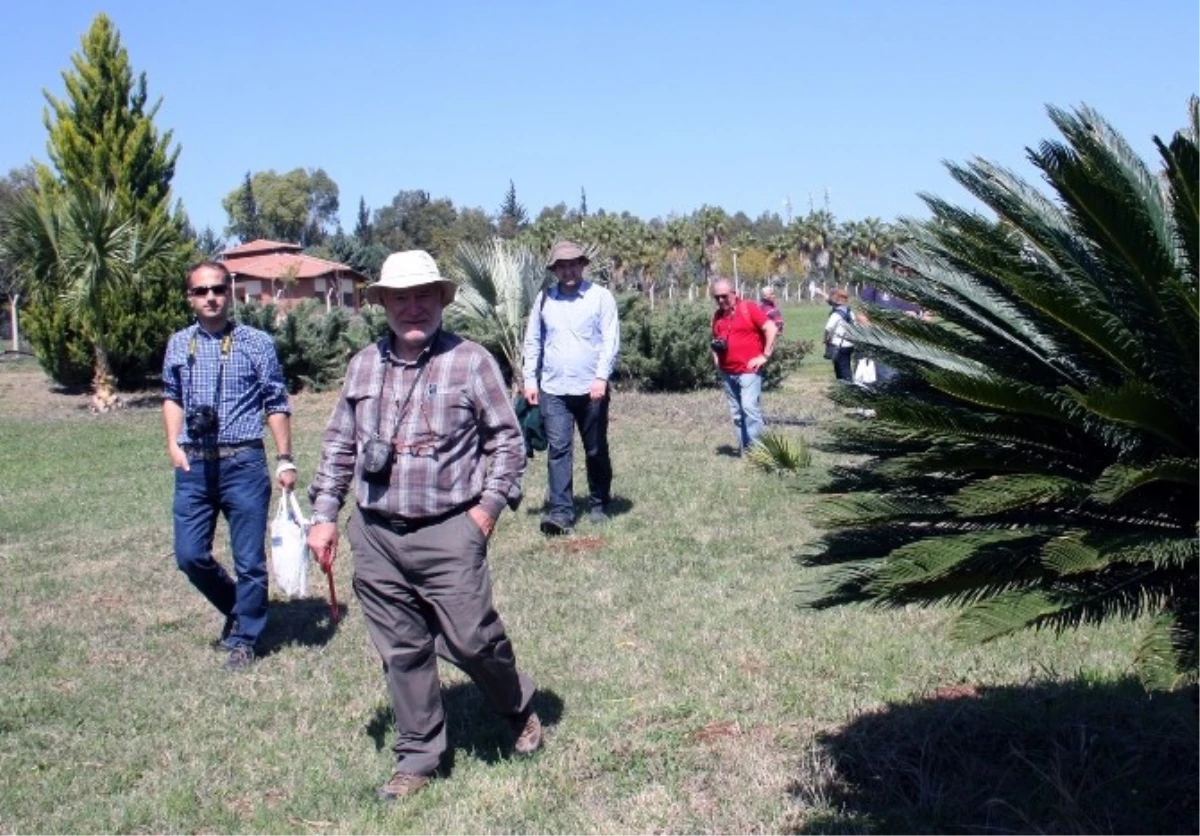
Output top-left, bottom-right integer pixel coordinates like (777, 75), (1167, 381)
(23, 275), (189, 388)
(228, 296), (809, 396)
(234, 300), (369, 393)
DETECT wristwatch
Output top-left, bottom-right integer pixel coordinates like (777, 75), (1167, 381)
(277, 453), (295, 463)
(310, 512), (337, 525)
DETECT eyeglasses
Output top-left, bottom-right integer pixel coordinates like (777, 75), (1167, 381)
(712, 294), (731, 301)
(189, 284), (229, 298)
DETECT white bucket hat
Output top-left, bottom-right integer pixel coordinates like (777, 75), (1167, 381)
(365, 250), (458, 305)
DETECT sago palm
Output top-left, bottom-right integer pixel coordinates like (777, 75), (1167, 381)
(768, 99), (1199, 689)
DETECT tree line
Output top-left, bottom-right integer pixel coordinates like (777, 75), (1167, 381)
(208, 169), (905, 296)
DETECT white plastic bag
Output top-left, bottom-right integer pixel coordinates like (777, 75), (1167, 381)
(270, 489), (309, 599)
(854, 358), (877, 385)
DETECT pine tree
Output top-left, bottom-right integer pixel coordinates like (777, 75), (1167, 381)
(497, 179), (527, 240)
(230, 171), (262, 243)
(354, 196), (372, 244)
(580, 186), (588, 218)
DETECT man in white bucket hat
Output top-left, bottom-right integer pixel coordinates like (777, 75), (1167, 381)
(308, 250), (542, 800)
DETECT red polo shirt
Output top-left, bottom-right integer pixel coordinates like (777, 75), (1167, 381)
(711, 300), (768, 374)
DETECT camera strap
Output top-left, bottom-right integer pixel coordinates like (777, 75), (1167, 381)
(371, 343), (430, 448)
(534, 287), (550, 385)
(185, 323), (235, 426)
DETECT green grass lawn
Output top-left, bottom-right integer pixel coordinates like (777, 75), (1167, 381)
(0, 352), (1194, 834)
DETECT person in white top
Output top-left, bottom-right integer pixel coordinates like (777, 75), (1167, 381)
(522, 240), (621, 535)
(823, 287), (866, 381)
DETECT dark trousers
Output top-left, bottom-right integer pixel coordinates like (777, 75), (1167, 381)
(541, 392), (613, 524)
(172, 446), (271, 648)
(832, 347), (855, 381)
(348, 507), (536, 777)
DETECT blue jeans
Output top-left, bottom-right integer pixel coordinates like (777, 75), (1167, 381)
(173, 446), (272, 648)
(719, 371), (765, 453)
(541, 392), (612, 524)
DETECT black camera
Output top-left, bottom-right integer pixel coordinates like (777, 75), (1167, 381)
(361, 436), (394, 485)
(711, 337), (728, 353)
(186, 405), (218, 438)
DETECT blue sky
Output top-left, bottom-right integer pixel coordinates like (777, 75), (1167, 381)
(2, 1), (1196, 235)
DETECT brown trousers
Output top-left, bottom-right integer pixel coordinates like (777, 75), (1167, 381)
(348, 507), (536, 776)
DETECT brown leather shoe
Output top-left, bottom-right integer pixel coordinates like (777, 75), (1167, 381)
(511, 710), (544, 755)
(376, 770), (430, 801)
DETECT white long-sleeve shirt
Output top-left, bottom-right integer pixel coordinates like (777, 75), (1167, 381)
(522, 281), (620, 396)
(824, 305), (856, 348)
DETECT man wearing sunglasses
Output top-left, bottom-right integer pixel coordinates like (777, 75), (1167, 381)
(162, 261), (296, 671)
(710, 277), (777, 455)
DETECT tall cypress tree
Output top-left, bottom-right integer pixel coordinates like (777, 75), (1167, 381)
(42, 13), (179, 222)
(22, 12), (189, 390)
(497, 179), (527, 240)
(228, 171), (262, 243)
(354, 196), (373, 244)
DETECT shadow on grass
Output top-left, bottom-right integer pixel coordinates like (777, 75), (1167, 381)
(121, 393), (165, 410)
(715, 444), (742, 458)
(787, 677), (1199, 834)
(768, 412), (818, 427)
(365, 684), (565, 773)
(258, 597), (344, 656)
(523, 495), (635, 521)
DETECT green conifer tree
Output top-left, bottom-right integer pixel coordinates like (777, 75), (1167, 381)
(41, 14), (178, 221)
(20, 12), (190, 392)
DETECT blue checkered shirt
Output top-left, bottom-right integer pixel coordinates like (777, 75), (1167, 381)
(162, 322), (291, 446)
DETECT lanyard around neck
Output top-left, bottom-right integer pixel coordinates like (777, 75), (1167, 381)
(186, 324), (234, 412)
(372, 343), (433, 444)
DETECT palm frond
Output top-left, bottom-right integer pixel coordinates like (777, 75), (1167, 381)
(773, 99), (1200, 688)
(746, 430), (811, 474)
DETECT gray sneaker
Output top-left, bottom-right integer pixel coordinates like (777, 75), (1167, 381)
(224, 644), (256, 671)
(588, 507), (610, 525)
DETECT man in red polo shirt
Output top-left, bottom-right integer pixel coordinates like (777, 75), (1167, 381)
(710, 277), (778, 454)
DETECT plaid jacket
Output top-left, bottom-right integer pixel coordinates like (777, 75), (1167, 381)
(309, 330), (525, 521)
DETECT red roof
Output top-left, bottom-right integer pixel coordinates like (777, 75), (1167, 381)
(222, 252), (367, 282)
(221, 239), (302, 258)
(218, 239), (366, 282)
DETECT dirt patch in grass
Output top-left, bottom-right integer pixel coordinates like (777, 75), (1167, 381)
(547, 535), (606, 555)
(0, 360), (161, 421)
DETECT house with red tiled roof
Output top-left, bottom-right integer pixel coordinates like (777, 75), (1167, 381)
(218, 239), (366, 312)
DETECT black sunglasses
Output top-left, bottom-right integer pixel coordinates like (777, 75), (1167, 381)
(189, 284), (229, 298)
(712, 293), (731, 301)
